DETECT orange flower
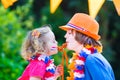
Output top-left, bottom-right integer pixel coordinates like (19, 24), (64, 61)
(32, 30), (41, 38)
(85, 45), (103, 53)
(67, 77), (74, 80)
(68, 62), (76, 70)
(72, 53), (78, 59)
(66, 71), (74, 80)
(85, 45), (91, 48)
(1, 0), (17, 9)
(69, 71), (74, 77)
(95, 46), (103, 53)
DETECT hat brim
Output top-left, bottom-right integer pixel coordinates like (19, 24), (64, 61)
(59, 25), (100, 41)
(59, 25), (74, 31)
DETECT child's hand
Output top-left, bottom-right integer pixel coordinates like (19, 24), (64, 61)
(55, 64), (63, 78)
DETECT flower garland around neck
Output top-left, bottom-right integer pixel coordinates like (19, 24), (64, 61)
(30, 54), (56, 80)
(67, 45), (102, 80)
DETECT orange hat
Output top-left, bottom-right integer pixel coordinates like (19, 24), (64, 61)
(59, 13), (101, 41)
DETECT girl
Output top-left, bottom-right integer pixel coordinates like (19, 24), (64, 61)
(59, 13), (115, 80)
(18, 25), (63, 80)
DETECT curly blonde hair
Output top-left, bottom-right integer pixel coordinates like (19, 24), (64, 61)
(21, 25), (52, 60)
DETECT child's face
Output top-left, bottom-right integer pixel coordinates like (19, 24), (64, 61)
(64, 29), (80, 50)
(46, 31), (58, 56)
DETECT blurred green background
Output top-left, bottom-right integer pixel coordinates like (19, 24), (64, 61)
(0, 0), (120, 80)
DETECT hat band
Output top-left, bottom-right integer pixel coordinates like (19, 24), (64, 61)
(66, 23), (88, 32)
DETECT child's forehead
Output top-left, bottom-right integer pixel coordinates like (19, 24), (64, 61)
(45, 31), (55, 40)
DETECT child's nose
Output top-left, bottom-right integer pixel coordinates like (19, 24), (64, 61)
(56, 41), (58, 44)
(64, 33), (67, 38)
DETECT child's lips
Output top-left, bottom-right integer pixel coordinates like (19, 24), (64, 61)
(51, 46), (58, 51)
(52, 46), (57, 48)
(66, 42), (69, 44)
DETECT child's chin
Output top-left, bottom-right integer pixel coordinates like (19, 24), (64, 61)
(50, 51), (58, 55)
(54, 50), (58, 54)
(67, 46), (72, 50)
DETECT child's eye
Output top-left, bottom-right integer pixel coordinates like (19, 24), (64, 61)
(68, 30), (73, 34)
(68, 32), (72, 34)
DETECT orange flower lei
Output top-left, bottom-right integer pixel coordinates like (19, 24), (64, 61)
(67, 45), (102, 80)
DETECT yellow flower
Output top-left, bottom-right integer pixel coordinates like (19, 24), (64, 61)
(68, 62), (76, 70)
(72, 53), (78, 60)
(85, 45), (91, 48)
(69, 71), (74, 77)
(95, 46), (103, 53)
(85, 45), (103, 53)
(67, 77), (74, 80)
